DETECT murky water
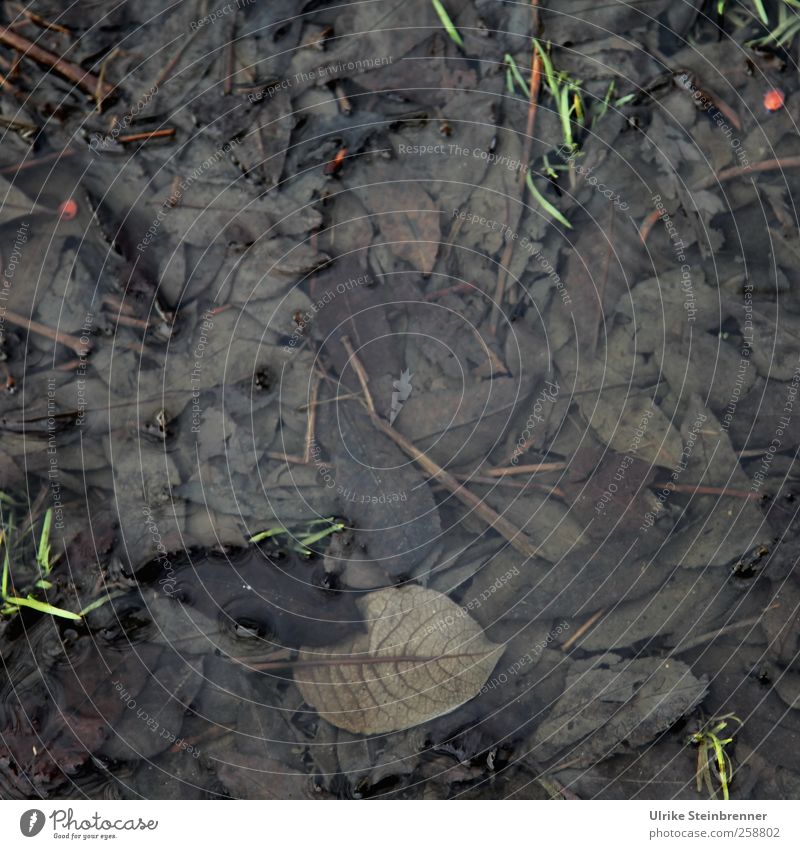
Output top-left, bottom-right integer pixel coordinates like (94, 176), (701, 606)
(1, 0), (799, 801)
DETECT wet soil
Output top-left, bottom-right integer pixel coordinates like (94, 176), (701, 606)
(0, 0), (799, 800)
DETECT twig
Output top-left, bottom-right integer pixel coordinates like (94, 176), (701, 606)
(696, 155), (800, 190)
(0, 147), (76, 175)
(469, 324), (509, 376)
(153, 24), (204, 88)
(116, 128), (175, 144)
(1, 308), (90, 356)
(449, 473), (563, 497)
(651, 482), (761, 500)
(297, 390), (362, 411)
(491, 7), (541, 337)
(0, 25), (114, 99)
(110, 313), (152, 331)
(94, 46), (119, 111)
(0, 68), (21, 97)
(667, 605), (780, 657)
(102, 294), (136, 316)
(488, 461), (567, 477)
(13, 5), (71, 34)
(638, 207), (665, 244)
(265, 451), (308, 465)
(330, 343), (539, 555)
(518, 11), (543, 192)
(223, 11), (237, 96)
(54, 358), (85, 372)
(365, 406), (539, 558)
(561, 608), (607, 651)
(340, 334), (375, 413)
(491, 238), (516, 337)
(303, 373), (321, 463)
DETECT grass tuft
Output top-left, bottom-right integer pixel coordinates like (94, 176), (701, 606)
(431, 0), (464, 48)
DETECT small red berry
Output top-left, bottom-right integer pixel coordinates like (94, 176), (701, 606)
(58, 199), (78, 219)
(764, 88), (785, 111)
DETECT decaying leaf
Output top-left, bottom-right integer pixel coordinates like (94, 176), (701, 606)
(295, 585), (503, 734)
(531, 654), (708, 764)
(577, 389), (684, 469)
(361, 169), (441, 274)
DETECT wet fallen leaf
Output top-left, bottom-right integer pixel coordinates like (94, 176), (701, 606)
(531, 654), (707, 764)
(295, 585), (503, 734)
(361, 167), (441, 274)
(576, 388), (684, 470)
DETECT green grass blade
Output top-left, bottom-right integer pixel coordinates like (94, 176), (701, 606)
(533, 39), (558, 97)
(558, 85), (574, 148)
(249, 526), (289, 544)
(526, 170), (572, 229)
(36, 508), (53, 574)
(4, 595), (82, 620)
(752, 0), (769, 25)
(504, 53), (530, 97)
(296, 522), (345, 549)
(79, 590), (127, 617)
(1, 538), (9, 599)
(756, 13), (800, 45)
(593, 79), (615, 124)
(431, 0), (464, 47)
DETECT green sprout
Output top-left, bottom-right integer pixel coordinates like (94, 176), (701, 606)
(295, 520), (345, 555)
(431, 0), (464, 48)
(250, 516), (344, 555)
(593, 79), (616, 123)
(689, 713), (742, 801)
(716, 0), (800, 46)
(505, 53), (530, 98)
(614, 92), (638, 107)
(526, 169), (572, 229)
(752, 0), (771, 25)
(36, 507), (54, 574)
(248, 526), (289, 544)
(0, 505), (117, 622)
(753, 0), (800, 47)
(533, 39), (585, 155)
(1, 594), (82, 620)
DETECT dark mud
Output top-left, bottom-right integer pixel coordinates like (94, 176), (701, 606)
(0, 0), (799, 800)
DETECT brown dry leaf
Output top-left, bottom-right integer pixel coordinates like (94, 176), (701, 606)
(361, 169), (441, 274)
(531, 654), (708, 764)
(578, 389), (684, 469)
(295, 585), (503, 734)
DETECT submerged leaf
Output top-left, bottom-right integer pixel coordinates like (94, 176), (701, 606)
(531, 654), (708, 764)
(295, 585), (503, 734)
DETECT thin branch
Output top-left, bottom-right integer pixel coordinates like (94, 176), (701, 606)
(340, 334), (375, 413)
(0, 25), (114, 99)
(561, 608), (607, 651)
(366, 406), (540, 559)
(303, 373), (321, 463)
